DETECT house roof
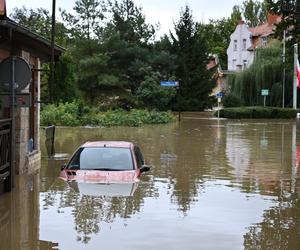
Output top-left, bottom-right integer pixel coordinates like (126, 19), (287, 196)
(248, 14), (281, 37)
(0, 0), (64, 60)
(0, 18), (65, 54)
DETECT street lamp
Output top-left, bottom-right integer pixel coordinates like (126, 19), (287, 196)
(50, 0), (56, 103)
(280, 0), (293, 108)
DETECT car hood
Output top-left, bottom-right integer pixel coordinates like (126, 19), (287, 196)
(59, 169), (139, 183)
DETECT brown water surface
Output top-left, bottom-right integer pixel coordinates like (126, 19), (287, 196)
(1, 118), (300, 250)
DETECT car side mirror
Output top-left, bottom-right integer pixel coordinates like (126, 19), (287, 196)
(61, 163), (67, 171)
(140, 165), (151, 173)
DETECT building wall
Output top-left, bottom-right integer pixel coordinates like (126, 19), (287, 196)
(0, 49), (41, 175)
(227, 23), (254, 71)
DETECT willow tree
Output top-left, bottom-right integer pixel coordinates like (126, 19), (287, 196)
(227, 41), (294, 107)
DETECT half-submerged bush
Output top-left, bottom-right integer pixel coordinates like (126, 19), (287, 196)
(41, 102), (175, 127)
(217, 107), (299, 119)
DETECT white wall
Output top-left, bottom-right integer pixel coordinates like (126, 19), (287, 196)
(227, 23), (254, 71)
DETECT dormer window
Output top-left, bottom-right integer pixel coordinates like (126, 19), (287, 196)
(234, 40), (238, 51)
(262, 37), (267, 46)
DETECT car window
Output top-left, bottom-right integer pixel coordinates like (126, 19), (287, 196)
(68, 147), (134, 170)
(134, 146), (144, 168)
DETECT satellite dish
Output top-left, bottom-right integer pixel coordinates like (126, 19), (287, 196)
(0, 56), (31, 92)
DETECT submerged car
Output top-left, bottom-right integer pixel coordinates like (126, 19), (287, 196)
(59, 141), (150, 183)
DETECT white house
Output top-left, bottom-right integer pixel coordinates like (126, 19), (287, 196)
(227, 20), (254, 71)
(227, 15), (281, 72)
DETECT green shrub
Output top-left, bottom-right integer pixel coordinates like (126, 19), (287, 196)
(41, 102), (175, 127)
(217, 106), (300, 119)
(222, 93), (242, 107)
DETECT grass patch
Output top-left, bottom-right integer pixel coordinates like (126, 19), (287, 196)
(41, 101), (176, 127)
(217, 106), (300, 119)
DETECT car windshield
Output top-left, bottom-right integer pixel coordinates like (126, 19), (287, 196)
(68, 147), (134, 171)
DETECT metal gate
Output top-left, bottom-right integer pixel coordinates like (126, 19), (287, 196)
(0, 119), (12, 194)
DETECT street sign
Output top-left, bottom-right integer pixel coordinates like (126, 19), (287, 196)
(216, 92), (224, 98)
(160, 81), (179, 87)
(261, 89), (269, 96)
(0, 57), (31, 92)
(0, 93), (31, 107)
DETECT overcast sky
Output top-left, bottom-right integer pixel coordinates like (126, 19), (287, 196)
(6, 0), (246, 37)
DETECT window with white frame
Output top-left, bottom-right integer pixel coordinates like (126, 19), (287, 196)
(243, 60), (247, 69)
(234, 40), (238, 51)
(243, 39), (247, 50)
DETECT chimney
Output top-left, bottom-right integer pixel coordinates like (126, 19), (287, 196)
(0, 0), (6, 17)
(238, 20), (245, 25)
(267, 13), (279, 25)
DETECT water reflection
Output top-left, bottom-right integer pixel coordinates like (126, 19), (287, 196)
(244, 194), (300, 249)
(2, 119), (300, 249)
(0, 174), (58, 250)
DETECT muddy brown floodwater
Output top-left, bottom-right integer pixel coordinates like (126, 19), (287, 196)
(1, 118), (300, 250)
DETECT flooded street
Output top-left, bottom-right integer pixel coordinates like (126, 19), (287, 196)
(1, 118), (300, 250)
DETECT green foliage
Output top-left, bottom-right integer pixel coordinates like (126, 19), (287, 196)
(170, 6), (215, 111)
(267, 0), (300, 44)
(41, 101), (175, 127)
(53, 53), (78, 102)
(60, 0), (106, 39)
(218, 106), (300, 119)
(242, 0), (268, 27)
(222, 93), (242, 107)
(136, 75), (176, 111)
(10, 6), (69, 46)
(109, 0), (156, 44)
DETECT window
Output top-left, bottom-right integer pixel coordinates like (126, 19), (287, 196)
(234, 40), (237, 51)
(262, 37), (267, 46)
(243, 39), (247, 50)
(68, 147), (134, 170)
(233, 59), (237, 69)
(134, 146), (144, 169)
(243, 60), (247, 69)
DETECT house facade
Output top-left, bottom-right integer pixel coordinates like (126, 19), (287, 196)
(227, 15), (281, 71)
(0, 0), (63, 195)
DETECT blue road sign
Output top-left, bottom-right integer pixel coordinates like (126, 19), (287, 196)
(160, 81), (179, 87)
(216, 92), (224, 98)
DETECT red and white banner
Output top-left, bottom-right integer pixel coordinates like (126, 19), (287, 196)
(297, 59), (300, 88)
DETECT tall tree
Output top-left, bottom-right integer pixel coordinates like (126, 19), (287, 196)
(108, 0), (156, 44)
(170, 6), (214, 111)
(267, 0), (300, 43)
(60, 0), (106, 40)
(242, 0), (268, 27)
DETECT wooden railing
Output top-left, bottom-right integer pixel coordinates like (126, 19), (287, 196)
(0, 119), (12, 192)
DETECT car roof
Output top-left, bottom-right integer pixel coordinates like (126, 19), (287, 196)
(81, 141), (134, 148)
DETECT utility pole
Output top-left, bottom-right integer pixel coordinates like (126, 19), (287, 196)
(293, 43), (298, 109)
(50, 0), (56, 103)
(282, 30), (286, 108)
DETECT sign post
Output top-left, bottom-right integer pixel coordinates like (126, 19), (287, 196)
(216, 92), (223, 119)
(261, 89), (269, 107)
(160, 81), (180, 121)
(293, 44), (298, 109)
